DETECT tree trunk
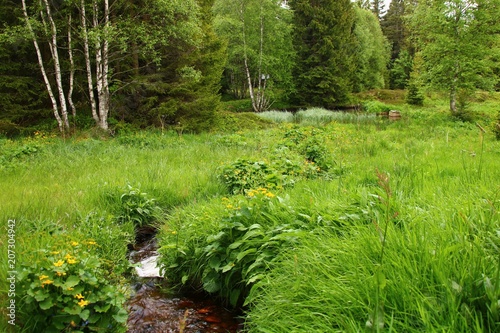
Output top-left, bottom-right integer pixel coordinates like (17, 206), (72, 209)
(450, 61), (459, 114)
(42, 0), (70, 131)
(21, 0), (64, 132)
(67, 14), (77, 119)
(450, 86), (457, 114)
(92, 0), (110, 131)
(100, 0), (110, 131)
(81, 0), (99, 124)
(240, 0), (260, 112)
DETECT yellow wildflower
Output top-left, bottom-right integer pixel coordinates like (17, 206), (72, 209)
(56, 271), (67, 276)
(39, 275), (49, 280)
(53, 260), (64, 267)
(42, 279), (53, 286)
(86, 241), (97, 245)
(70, 241), (79, 246)
(67, 287), (74, 291)
(67, 258), (77, 264)
(78, 299), (89, 307)
(265, 192), (275, 198)
(65, 254), (72, 259)
(75, 293), (84, 300)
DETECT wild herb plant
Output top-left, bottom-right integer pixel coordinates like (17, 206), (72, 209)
(218, 159), (284, 194)
(118, 184), (163, 228)
(159, 189), (308, 307)
(17, 238), (128, 332)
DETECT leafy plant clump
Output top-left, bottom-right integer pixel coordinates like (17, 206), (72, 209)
(218, 159), (286, 194)
(159, 190), (308, 307)
(362, 100), (393, 114)
(17, 238), (128, 332)
(218, 126), (333, 194)
(118, 185), (163, 227)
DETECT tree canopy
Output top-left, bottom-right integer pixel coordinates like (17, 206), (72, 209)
(411, 0), (500, 114)
(2, 0), (500, 132)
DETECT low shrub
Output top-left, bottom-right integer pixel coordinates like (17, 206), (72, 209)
(218, 159), (286, 194)
(117, 185), (163, 228)
(158, 191), (307, 307)
(362, 100), (393, 114)
(406, 82), (425, 106)
(17, 237), (128, 332)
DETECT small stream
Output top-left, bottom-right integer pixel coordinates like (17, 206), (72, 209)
(126, 227), (243, 333)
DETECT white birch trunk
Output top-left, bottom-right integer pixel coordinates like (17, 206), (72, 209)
(81, 0), (99, 124)
(21, 0), (64, 132)
(67, 14), (76, 119)
(100, 0), (110, 131)
(256, 2), (266, 112)
(42, 0), (70, 130)
(93, 0), (104, 128)
(240, 1), (258, 112)
(93, 0), (110, 131)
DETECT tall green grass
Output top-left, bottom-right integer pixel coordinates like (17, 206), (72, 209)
(2, 105), (500, 332)
(258, 108), (377, 126)
(0, 130), (269, 332)
(243, 122), (500, 332)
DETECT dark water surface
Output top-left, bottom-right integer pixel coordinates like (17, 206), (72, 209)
(126, 228), (242, 333)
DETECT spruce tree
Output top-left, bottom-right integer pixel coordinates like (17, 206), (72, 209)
(290, 0), (356, 108)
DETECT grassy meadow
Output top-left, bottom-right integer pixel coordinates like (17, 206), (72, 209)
(1, 94), (500, 332)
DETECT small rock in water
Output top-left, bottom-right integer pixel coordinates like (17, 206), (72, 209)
(135, 254), (161, 278)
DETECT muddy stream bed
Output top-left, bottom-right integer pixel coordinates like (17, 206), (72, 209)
(125, 228), (243, 333)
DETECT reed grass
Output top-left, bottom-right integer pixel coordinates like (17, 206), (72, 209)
(1, 104), (500, 332)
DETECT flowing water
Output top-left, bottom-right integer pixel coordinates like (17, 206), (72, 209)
(126, 228), (242, 333)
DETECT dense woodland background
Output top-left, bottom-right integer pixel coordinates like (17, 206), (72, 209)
(0, 0), (499, 135)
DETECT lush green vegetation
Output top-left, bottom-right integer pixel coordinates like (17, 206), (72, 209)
(1, 95), (500, 332)
(4, 0), (498, 134)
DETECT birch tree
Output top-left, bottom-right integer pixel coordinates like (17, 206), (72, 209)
(411, 0), (500, 116)
(21, 0), (69, 133)
(214, 0), (294, 112)
(15, 0), (208, 132)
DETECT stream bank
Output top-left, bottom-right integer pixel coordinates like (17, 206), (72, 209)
(125, 227), (243, 333)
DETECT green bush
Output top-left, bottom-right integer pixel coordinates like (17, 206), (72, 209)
(218, 127), (332, 194)
(118, 185), (163, 228)
(406, 81), (425, 106)
(159, 191), (307, 307)
(221, 99), (253, 113)
(362, 100), (392, 114)
(219, 159), (285, 194)
(17, 238), (128, 332)
(281, 125), (333, 172)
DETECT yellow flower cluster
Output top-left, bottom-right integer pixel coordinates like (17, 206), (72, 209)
(65, 253), (78, 264)
(75, 293), (90, 307)
(246, 188), (275, 198)
(39, 275), (54, 287)
(53, 260), (64, 267)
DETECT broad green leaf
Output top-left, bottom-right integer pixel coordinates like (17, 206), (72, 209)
(112, 308), (129, 323)
(79, 309), (90, 320)
(39, 298), (54, 310)
(63, 275), (80, 288)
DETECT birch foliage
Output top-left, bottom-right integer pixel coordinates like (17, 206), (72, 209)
(411, 0), (500, 114)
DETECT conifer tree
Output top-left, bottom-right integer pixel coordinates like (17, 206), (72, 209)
(290, 0), (356, 107)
